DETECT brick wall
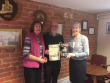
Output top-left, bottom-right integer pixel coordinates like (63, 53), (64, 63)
(0, 0), (98, 83)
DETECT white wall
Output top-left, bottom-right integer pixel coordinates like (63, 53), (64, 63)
(97, 12), (110, 72)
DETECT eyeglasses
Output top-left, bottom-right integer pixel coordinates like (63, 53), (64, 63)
(51, 25), (58, 28)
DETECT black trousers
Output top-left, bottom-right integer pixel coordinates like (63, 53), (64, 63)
(24, 65), (42, 83)
(44, 61), (61, 83)
(69, 58), (87, 83)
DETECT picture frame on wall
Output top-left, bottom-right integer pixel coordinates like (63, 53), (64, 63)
(82, 20), (88, 30)
(0, 28), (22, 49)
(106, 22), (110, 34)
(57, 24), (63, 35)
(88, 27), (95, 35)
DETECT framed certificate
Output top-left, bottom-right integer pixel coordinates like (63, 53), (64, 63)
(49, 44), (60, 61)
(82, 20), (88, 30)
(88, 27), (95, 35)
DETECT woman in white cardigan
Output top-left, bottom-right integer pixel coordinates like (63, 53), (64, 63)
(67, 22), (89, 83)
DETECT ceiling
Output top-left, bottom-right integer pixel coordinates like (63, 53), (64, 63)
(31, 0), (110, 14)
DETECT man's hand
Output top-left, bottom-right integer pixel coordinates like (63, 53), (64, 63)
(45, 50), (49, 55)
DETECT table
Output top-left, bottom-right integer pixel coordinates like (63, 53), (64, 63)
(86, 64), (108, 83)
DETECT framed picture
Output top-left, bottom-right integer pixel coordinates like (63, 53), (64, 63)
(82, 20), (88, 30)
(57, 24), (63, 35)
(88, 27), (95, 35)
(106, 22), (110, 34)
(33, 10), (47, 26)
(0, 28), (22, 49)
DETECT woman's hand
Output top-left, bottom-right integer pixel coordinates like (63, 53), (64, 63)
(66, 53), (76, 58)
(44, 57), (47, 62)
(45, 50), (49, 55)
(39, 57), (47, 64)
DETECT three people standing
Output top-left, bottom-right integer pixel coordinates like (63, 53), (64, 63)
(23, 20), (89, 83)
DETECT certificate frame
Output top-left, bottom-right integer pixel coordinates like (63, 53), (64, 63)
(57, 24), (63, 35)
(49, 44), (60, 61)
(88, 27), (95, 35)
(82, 20), (88, 30)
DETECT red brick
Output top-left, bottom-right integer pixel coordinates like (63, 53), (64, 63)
(11, 62), (23, 66)
(12, 70), (23, 75)
(17, 56), (23, 61)
(5, 75), (17, 81)
(22, 17), (33, 22)
(0, 69), (4, 73)
(29, 4), (39, 9)
(0, 24), (10, 28)
(0, 72), (11, 78)
(49, 16), (59, 20)
(18, 6), (24, 12)
(17, 1), (29, 7)
(54, 13), (62, 17)
(12, 16), (23, 21)
(0, 63), (10, 68)
(21, 12), (30, 17)
(18, 74), (24, 78)
(0, 60), (1, 64)
(0, 78), (4, 83)
(49, 8), (59, 13)
(12, 78), (24, 83)
(3, 21), (17, 25)
(45, 27), (50, 32)
(10, 53), (22, 57)
(45, 11), (54, 16)
(0, 54), (9, 59)
(23, 8), (35, 13)
(1, 50), (8, 53)
(18, 21), (30, 26)
(40, 6), (49, 11)
(15, 48), (23, 53)
(5, 67), (17, 72)
(18, 66), (24, 70)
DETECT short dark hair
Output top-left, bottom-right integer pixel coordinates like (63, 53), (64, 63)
(30, 20), (43, 33)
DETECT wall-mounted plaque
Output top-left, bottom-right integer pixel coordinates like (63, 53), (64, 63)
(0, 0), (17, 21)
(33, 10), (47, 26)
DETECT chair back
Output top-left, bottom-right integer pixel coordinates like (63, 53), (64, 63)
(91, 54), (107, 67)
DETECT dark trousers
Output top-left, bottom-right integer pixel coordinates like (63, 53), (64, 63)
(44, 61), (61, 83)
(69, 58), (87, 83)
(24, 65), (42, 83)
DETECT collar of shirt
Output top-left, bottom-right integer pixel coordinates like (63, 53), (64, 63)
(49, 32), (60, 37)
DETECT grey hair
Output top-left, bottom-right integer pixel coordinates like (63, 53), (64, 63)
(72, 22), (81, 29)
(72, 22), (81, 33)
